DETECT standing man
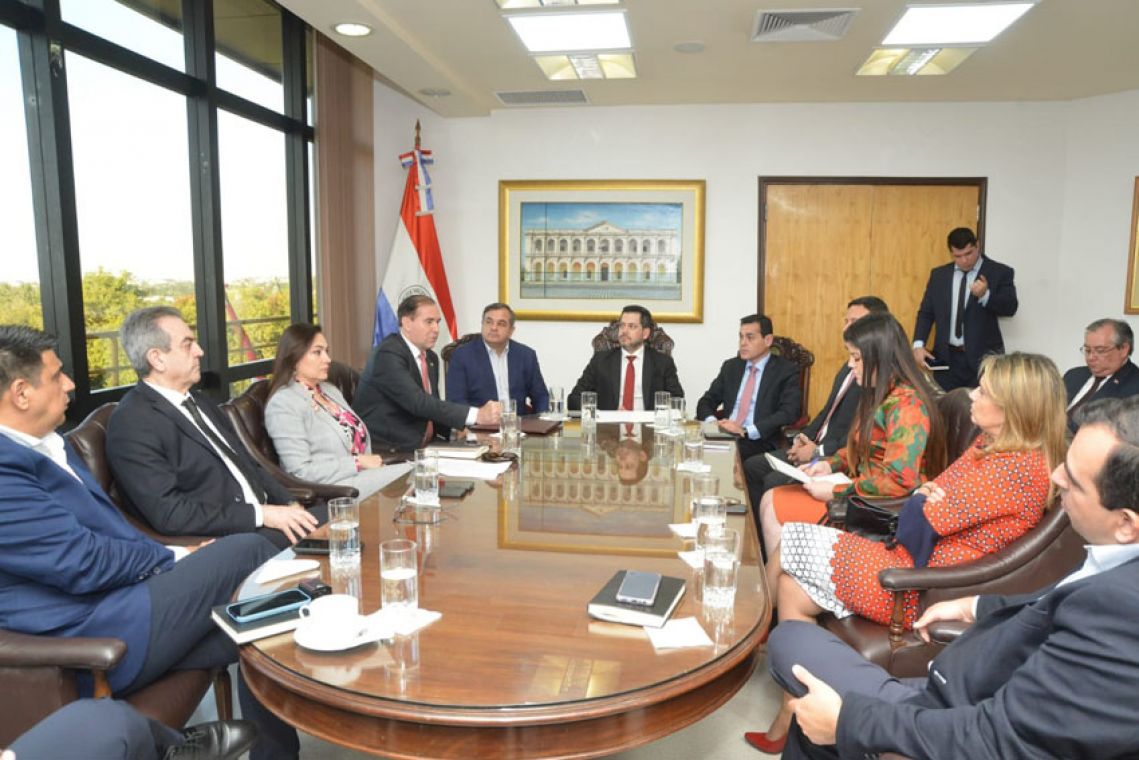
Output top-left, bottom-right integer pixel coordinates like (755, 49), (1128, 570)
(107, 307), (319, 549)
(695, 314), (801, 464)
(912, 227), (1018, 390)
(1064, 318), (1139, 429)
(568, 305), (684, 411)
(355, 294), (501, 451)
(741, 297), (888, 512)
(445, 302), (549, 413)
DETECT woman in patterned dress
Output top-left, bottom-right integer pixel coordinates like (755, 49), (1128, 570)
(745, 352), (1066, 754)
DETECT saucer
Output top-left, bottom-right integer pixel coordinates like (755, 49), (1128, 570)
(294, 620), (393, 652)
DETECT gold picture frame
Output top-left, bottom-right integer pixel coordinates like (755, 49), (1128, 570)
(498, 179), (705, 322)
(1126, 178), (1139, 314)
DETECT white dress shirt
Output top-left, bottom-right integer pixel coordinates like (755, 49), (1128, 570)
(485, 340), (511, 403)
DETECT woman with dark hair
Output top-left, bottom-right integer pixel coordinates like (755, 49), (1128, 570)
(265, 324), (409, 499)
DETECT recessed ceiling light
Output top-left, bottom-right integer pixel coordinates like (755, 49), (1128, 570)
(333, 22), (373, 37)
(673, 41), (705, 54)
(882, 2), (1035, 47)
(507, 11), (630, 53)
(418, 88), (452, 97)
(495, 0), (619, 7)
(856, 47), (977, 76)
(534, 53), (636, 80)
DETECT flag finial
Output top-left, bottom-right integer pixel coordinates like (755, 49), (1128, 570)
(414, 120), (421, 149)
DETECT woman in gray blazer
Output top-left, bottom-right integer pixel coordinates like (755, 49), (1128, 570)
(265, 324), (410, 499)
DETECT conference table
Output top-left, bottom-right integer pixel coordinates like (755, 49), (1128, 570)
(237, 422), (772, 759)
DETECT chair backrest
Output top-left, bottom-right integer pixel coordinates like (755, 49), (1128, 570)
(936, 387), (979, 464)
(770, 335), (814, 427)
(440, 333), (481, 374)
(326, 361), (361, 406)
(221, 379), (279, 467)
(590, 321), (675, 355)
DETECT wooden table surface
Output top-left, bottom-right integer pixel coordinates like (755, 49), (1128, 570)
(238, 423), (771, 759)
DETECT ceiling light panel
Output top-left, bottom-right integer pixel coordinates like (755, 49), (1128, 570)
(533, 53), (636, 80)
(507, 11), (630, 53)
(495, 0), (619, 6)
(856, 46), (977, 76)
(882, 2), (1035, 47)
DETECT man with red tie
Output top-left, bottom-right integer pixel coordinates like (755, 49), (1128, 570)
(568, 305), (684, 412)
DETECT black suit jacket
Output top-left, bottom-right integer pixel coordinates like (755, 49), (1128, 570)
(913, 255), (1018, 371)
(567, 346), (684, 411)
(839, 555), (1139, 759)
(354, 333), (471, 451)
(107, 382), (294, 537)
(695, 354), (801, 451)
(1063, 360), (1139, 405)
(801, 365), (860, 456)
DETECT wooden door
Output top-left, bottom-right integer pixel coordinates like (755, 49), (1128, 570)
(762, 181), (981, 418)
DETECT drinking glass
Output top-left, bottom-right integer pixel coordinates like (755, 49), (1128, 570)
(500, 410), (521, 453)
(500, 398), (517, 417)
(548, 386), (566, 419)
(327, 497), (360, 569)
(380, 538), (418, 612)
(690, 471), (720, 512)
(414, 449), (440, 505)
(693, 495), (728, 553)
(580, 391), (598, 431)
(669, 396), (687, 434)
(654, 391), (671, 430)
(703, 528), (741, 610)
(683, 427), (705, 465)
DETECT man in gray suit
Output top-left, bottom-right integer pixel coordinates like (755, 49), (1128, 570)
(355, 295), (501, 451)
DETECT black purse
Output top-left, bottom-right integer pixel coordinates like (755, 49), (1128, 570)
(842, 495), (901, 547)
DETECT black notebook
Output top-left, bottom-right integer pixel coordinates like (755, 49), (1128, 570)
(210, 604), (303, 645)
(587, 571), (686, 628)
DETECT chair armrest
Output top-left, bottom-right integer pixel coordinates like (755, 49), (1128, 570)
(287, 486), (317, 505)
(927, 621), (970, 644)
(0, 629), (125, 670)
(879, 540), (1041, 591)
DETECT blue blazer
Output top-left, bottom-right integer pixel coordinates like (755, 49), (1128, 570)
(445, 338), (549, 414)
(0, 434), (173, 693)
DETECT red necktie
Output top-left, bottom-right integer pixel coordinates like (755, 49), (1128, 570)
(731, 364), (758, 426)
(419, 351), (434, 444)
(622, 356), (636, 410)
(815, 371), (856, 443)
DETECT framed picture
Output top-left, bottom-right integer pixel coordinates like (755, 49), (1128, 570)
(1126, 178), (1139, 313)
(498, 180), (705, 322)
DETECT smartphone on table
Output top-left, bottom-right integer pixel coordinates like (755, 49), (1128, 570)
(616, 570), (662, 607)
(225, 588), (310, 624)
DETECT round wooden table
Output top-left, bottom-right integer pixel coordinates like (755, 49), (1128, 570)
(238, 423), (771, 759)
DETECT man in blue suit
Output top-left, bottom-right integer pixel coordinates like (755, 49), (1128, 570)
(446, 302), (549, 414)
(766, 395), (1139, 759)
(0, 326), (297, 760)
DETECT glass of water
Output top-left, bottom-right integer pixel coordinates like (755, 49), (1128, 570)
(670, 396), (686, 434)
(500, 410), (521, 453)
(654, 391), (671, 430)
(691, 471), (720, 511)
(693, 495), (728, 552)
(380, 538), (418, 612)
(327, 497), (360, 569)
(580, 391), (598, 431)
(683, 427), (705, 465)
(500, 397), (517, 417)
(548, 386), (565, 419)
(703, 528), (741, 610)
(414, 449), (440, 506)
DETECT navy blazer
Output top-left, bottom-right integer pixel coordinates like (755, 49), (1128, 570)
(839, 555), (1139, 759)
(695, 354), (802, 449)
(107, 382), (294, 537)
(0, 434), (173, 693)
(355, 333), (471, 451)
(801, 365), (860, 456)
(913, 255), (1018, 371)
(567, 345), (684, 411)
(1063, 360), (1139, 405)
(445, 338), (549, 413)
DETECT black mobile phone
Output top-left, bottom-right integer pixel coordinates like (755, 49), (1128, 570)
(616, 570), (662, 607)
(292, 538), (330, 555)
(298, 578), (332, 599)
(226, 588), (310, 624)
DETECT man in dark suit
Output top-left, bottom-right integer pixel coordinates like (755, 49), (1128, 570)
(767, 396), (1139, 760)
(446, 302), (549, 413)
(696, 314), (801, 464)
(912, 227), (1018, 391)
(107, 307), (319, 550)
(355, 294), (501, 451)
(1064, 318), (1139, 430)
(0, 325), (295, 760)
(741, 297), (888, 515)
(568, 305), (684, 411)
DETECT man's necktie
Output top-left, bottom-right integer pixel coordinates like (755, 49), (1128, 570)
(954, 269), (968, 340)
(1070, 376), (1107, 415)
(418, 351), (434, 445)
(181, 396), (266, 503)
(815, 371), (856, 443)
(731, 364), (758, 426)
(622, 356), (636, 411)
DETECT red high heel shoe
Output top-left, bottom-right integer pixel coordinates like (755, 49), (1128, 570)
(744, 730), (787, 754)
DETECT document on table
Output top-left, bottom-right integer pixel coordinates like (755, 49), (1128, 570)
(763, 453), (852, 486)
(596, 410), (655, 424)
(437, 458), (513, 480)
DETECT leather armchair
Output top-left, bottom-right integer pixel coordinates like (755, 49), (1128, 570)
(221, 380), (359, 501)
(591, 321), (675, 355)
(771, 335), (814, 434)
(440, 333), (480, 375)
(326, 360), (361, 406)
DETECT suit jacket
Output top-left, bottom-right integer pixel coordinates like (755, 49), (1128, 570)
(265, 381), (407, 499)
(695, 354), (801, 452)
(801, 365), (860, 456)
(1063, 360), (1139, 405)
(913, 256), (1018, 371)
(445, 338), (549, 413)
(107, 382), (294, 537)
(567, 345), (684, 411)
(839, 555), (1139, 759)
(0, 434), (173, 693)
(354, 333), (471, 451)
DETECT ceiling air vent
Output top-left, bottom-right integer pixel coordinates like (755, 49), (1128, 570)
(495, 89), (589, 106)
(752, 8), (858, 42)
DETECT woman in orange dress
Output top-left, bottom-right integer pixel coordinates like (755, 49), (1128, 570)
(745, 352), (1067, 754)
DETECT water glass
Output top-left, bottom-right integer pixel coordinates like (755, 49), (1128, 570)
(500, 397), (517, 417)
(654, 391), (671, 430)
(414, 449), (440, 505)
(327, 497), (360, 569)
(693, 495), (728, 551)
(500, 410), (521, 453)
(669, 396), (687, 434)
(703, 528), (741, 610)
(683, 427), (705, 465)
(580, 391), (598, 431)
(548, 386), (566, 419)
(691, 471), (720, 506)
(380, 538), (418, 612)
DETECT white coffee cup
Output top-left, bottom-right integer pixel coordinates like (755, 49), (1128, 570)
(296, 594), (364, 646)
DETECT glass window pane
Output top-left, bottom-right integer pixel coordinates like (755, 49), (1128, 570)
(67, 53), (195, 389)
(60, 0), (185, 72)
(305, 27), (313, 127)
(218, 110), (290, 367)
(308, 140), (317, 323)
(214, 0), (283, 113)
(0, 26), (42, 329)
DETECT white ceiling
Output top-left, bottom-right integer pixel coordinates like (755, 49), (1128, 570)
(277, 0), (1139, 118)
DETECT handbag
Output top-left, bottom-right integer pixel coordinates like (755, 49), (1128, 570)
(842, 495), (901, 547)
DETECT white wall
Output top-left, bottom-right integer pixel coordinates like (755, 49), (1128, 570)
(374, 82), (1139, 400)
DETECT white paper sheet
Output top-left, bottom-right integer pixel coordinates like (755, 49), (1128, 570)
(677, 550), (703, 569)
(763, 453), (852, 486)
(669, 522), (698, 539)
(596, 410), (655, 423)
(644, 617), (714, 651)
(437, 458), (513, 480)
